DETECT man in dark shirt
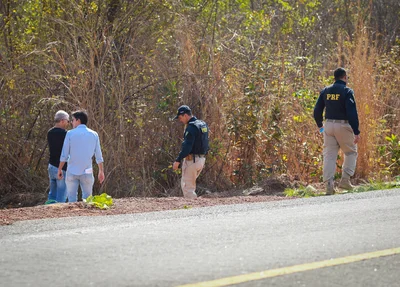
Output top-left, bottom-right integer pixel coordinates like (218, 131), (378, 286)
(172, 105), (209, 198)
(314, 67), (361, 195)
(46, 110), (69, 204)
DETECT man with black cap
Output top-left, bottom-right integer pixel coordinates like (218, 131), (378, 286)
(173, 105), (209, 198)
(314, 67), (361, 195)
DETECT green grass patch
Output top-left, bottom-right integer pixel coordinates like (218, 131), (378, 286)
(351, 180), (399, 193)
(284, 185), (323, 198)
(285, 179), (399, 198)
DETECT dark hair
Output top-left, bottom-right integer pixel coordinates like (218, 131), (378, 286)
(334, 67), (347, 80)
(72, 110), (88, 125)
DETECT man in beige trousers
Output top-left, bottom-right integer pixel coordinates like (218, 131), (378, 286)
(172, 105), (209, 198)
(314, 68), (361, 195)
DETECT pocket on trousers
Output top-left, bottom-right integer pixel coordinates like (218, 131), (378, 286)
(81, 173), (94, 184)
(65, 172), (74, 182)
(342, 123), (353, 133)
(195, 158), (206, 171)
(48, 165), (53, 177)
(184, 158), (194, 167)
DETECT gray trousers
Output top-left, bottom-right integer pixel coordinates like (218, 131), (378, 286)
(323, 121), (358, 182)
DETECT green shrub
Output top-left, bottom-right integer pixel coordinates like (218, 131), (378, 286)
(84, 193), (113, 210)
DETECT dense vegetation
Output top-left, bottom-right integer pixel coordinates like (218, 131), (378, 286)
(1, 0), (399, 205)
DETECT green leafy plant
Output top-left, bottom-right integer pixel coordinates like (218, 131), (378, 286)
(84, 193), (113, 210)
(385, 134), (400, 174)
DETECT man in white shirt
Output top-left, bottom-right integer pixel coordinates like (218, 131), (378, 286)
(57, 110), (105, 202)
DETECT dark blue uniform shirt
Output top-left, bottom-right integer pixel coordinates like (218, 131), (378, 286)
(176, 117), (202, 162)
(314, 80), (360, 135)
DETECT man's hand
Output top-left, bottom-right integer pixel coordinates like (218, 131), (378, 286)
(173, 161), (180, 171)
(97, 162), (105, 184)
(98, 171), (105, 184)
(354, 134), (361, 144)
(57, 169), (63, 180)
(57, 162), (66, 179)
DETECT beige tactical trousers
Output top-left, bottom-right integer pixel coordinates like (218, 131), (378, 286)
(181, 156), (206, 198)
(323, 121), (358, 182)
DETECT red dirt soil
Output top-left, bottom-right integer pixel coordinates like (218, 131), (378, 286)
(0, 195), (292, 226)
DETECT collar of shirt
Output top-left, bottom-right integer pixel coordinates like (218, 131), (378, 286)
(188, 116), (197, 123)
(334, 80), (346, 86)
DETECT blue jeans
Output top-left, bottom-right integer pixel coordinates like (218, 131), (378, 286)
(48, 164), (67, 202)
(66, 172), (95, 202)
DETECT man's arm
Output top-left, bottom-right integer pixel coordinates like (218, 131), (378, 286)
(97, 162), (105, 184)
(94, 133), (105, 183)
(173, 128), (195, 170)
(345, 90), (360, 135)
(313, 89), (326, 128)
(94, 134), (104, 164)
(58, 132), (70, 179)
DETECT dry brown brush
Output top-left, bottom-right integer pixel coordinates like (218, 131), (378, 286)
(0, 1), (399, 207)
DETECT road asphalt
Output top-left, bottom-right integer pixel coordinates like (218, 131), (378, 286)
(1, 188), (400, 287)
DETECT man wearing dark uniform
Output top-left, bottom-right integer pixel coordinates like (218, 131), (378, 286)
(314, 68), (361, 195)
(173, 105), (209, 198)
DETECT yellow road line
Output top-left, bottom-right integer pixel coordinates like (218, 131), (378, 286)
(177, 247), (400, 287)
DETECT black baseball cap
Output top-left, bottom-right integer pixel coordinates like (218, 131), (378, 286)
(173, 105), (191, 120)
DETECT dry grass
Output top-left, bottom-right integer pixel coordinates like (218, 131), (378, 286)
(1, 2), (399, 208)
